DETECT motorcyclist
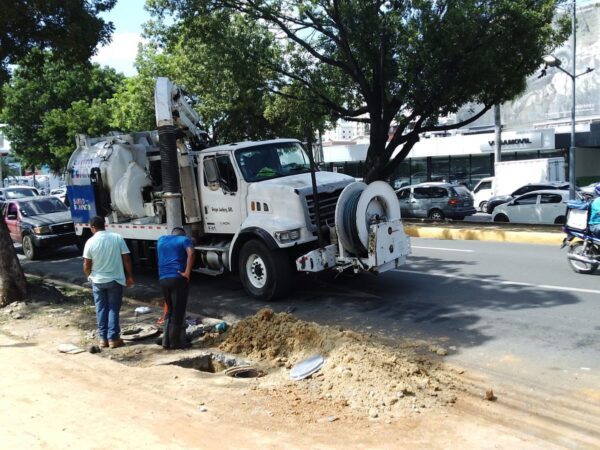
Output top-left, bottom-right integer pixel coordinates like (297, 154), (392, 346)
(589, 185), (600, 236)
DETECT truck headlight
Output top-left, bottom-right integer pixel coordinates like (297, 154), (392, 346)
(33, 226), (51, 234)
(275, 229), (301, 243)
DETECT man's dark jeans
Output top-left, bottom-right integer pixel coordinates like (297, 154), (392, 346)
(160, 277), (189, 349)
(92, 280), (123, 341)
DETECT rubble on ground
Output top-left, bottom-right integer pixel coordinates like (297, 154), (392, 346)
(218, 309), (460, 418)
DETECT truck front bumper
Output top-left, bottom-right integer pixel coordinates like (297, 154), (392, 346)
(296, 219), (411, 273)
(31, 232), (77, 249)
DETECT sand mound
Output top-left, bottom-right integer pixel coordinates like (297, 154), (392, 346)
(220, 309), (460, 418)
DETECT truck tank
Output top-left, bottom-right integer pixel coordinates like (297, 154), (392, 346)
(66, 132), (160, 222)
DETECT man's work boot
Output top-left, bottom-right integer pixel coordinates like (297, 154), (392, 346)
(99, 339), (109, 348)
(108, 338), (125, 349)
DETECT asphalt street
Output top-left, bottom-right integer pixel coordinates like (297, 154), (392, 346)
(18, 237), (599, 395)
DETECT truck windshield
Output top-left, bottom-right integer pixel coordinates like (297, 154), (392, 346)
(19, 197), (68, 216)
(235, 142), (312, 182)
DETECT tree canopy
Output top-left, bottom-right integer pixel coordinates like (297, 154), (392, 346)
(151, 0), (569, 180)
(142, 1), (336, 143)
(0, 0), (115, 84)
(1, 52), (124, 171)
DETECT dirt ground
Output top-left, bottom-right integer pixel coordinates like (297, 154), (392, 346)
(0, 280), (594, 449)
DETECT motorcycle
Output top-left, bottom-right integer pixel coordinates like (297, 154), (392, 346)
(562, 199), (600, 274)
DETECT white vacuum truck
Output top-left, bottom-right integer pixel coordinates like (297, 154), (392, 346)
(66, 78), (411, 300)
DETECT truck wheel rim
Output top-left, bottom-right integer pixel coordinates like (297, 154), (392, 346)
(246, 254), (267, 289)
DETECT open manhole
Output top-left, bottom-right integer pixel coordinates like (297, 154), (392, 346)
(169, 353), (263, 378)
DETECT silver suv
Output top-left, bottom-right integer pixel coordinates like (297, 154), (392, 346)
(396, 182), (476, 221)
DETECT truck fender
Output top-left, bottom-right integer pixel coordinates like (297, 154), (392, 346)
(229, 227), (279, 274)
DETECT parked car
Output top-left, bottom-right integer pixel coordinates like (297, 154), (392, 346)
(50, 186), (68, 204)
(471, 176), (494, 212)
(491, 190), (569, 224)
(396, 182), (477, 221)
(1, 196), (76, 260)
(486, 182), (569, 214)
(579, 181), (600, 197)
(0, 185), (40, 202)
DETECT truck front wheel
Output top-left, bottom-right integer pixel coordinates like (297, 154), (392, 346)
(239, 239), (292, 301)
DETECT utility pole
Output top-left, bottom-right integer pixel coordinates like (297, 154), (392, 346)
(569, 1), (577, 200)
(494, 104), (502, 164)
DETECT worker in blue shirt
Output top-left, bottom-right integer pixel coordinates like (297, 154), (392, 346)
(157, 227), (195, 349)
(589, 185), (600, 237)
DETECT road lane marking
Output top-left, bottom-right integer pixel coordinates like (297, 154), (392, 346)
(394, 269), (600, 295)
(412, 246), (474, 253)
(538, 285), (600, 295)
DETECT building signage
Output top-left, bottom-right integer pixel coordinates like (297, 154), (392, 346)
(479, 130), (554, 152)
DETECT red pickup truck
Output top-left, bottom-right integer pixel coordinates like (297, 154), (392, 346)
(2, 196), (76, 260)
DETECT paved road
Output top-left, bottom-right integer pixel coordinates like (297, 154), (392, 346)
(18, 237), (599, 394)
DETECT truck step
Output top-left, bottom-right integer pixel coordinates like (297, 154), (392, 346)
(193, 267), (224, 277)
(194, 245), (230, 253)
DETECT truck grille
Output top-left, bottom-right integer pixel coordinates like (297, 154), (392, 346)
(50, 222), (75, 234)
(304, 189), (343, 231)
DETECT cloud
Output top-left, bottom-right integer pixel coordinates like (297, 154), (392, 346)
(92, 32), (147, 76)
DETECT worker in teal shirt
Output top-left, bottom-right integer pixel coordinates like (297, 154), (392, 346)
(157, 227), (195, 349)
(589, 185), (600, 236)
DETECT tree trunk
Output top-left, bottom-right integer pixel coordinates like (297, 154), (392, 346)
(364, 121), (391, 182)
(0, 218), (27, 307)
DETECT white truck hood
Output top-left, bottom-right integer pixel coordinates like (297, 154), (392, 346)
(248, 171), (355, 196)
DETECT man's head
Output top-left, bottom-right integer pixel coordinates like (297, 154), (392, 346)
(90, 216), (106, 234)
(171, 227), (186, 236)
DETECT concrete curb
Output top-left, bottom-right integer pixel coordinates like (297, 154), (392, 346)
(404, 225), (564, 246)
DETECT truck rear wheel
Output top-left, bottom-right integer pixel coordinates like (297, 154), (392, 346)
(239, 239), (291, 301)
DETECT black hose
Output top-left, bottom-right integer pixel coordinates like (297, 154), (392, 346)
(342, 190), (367, 257)
(158, 125), (181, 193)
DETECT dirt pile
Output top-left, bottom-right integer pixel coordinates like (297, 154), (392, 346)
(220, 309), (460, 418)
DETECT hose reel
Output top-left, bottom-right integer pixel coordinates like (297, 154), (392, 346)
(334, 181), (401, 257)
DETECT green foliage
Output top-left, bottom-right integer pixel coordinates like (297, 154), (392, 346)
(109, 44), (176, 132)
(145, 1), (334, 143)
(1, 52), (124, 171)
(41, 99), (114, 164)
(155, 0), (568, 180)
(0, 0), (116, 84)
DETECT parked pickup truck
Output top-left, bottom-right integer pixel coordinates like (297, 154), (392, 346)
(2, 195), (77, 260)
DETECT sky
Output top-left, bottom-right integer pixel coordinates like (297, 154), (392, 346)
(91, 0), (151, 76)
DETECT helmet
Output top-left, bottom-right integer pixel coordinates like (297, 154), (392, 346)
(595, 184), (600, 196)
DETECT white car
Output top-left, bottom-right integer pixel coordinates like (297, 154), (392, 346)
(492, 189), (569, 225)
(50, 187), (67, 204)
(471, 176), (494, 212)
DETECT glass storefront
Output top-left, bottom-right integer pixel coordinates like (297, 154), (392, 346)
(322, 149), (567, 190)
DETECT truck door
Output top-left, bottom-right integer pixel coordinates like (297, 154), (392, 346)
(5, 202), (21, 242)
(200, 153), (243, 234)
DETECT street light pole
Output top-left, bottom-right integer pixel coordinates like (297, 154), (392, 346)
(542, 1), (594, 200)
(569, 1), (577, 200)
